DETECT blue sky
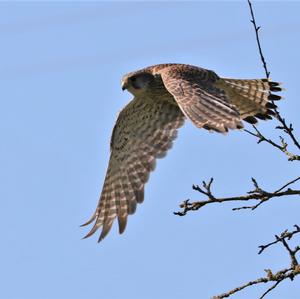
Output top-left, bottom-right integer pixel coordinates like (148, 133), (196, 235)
(1, 1), (300, 299)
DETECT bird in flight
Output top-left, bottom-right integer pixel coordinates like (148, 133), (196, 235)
(82, 63), (282, 242)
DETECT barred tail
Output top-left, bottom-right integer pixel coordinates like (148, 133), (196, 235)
(217, 78), (283, 124)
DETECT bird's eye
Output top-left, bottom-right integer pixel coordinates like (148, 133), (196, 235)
(130, 76), (141, 89)
(130, 73), (153, 90)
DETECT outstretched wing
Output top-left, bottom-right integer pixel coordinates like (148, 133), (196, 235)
(160, 65), (243, 133)
(82, 97), (185, 242)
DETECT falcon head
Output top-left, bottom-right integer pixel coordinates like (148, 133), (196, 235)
(121, 71), (154, 95)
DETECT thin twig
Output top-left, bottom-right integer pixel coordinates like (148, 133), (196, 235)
(182, 1), (300, 298)
(207, 1), (300, 298)
(244, 127), (300, 161)
(259, 280), (282, 299)
(258, 225), (300, 254)
(275, 177), (300, 193)
(246, 0), (300, 158)
(247, 0), (270, 79)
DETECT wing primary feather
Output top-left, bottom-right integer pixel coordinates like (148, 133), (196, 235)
(98, 218), (114, 242)
(116, 177), (128, 234)
(118, 214), (127, 234)
(124, 171), (138, 214)
(135, 188), (144, 204)
(268, 94), (281, 101)
(244, 116), (258, 124)
(82, 218), (102, 239)
(80, 211), (98, 227)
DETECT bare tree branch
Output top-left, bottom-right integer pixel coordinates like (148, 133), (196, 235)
(212, 226), (300, 299)
(177, 1), (300, 298)
(206, 1), (300, 298)
(174, 177), (300, 216)
(245, 0), (300, 158)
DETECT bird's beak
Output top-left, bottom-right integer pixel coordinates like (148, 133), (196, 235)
(121, 80), (128, 91)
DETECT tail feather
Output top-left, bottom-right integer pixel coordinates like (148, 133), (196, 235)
(216, 78), (283, 124)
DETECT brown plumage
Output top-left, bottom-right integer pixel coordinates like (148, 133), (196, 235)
(82, 63), (282, 242)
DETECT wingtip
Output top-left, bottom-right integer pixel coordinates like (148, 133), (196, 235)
(80, 222), (91, 228)
(82, 231), (94, 240)
(266, 102), (277, 109)
(97, 219), (114, 242)
(268, 94), (283, 101)
(80, 212), (97, 227)
(244, 116), (258, 124)
(261, 79), (285, 91)
(270, 86), (284, 92)
(118, 214), (128, 234)
(97, 232), (106, 243)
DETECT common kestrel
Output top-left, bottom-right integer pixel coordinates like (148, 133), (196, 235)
(82, 63), (282, 242)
